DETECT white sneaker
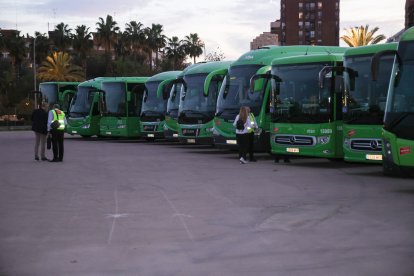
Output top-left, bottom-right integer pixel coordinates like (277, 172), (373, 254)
(239, 157), (248, 164)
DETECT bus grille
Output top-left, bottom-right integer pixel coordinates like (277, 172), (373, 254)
(350, 139), (382, 152)
(275, 135), (315, 146)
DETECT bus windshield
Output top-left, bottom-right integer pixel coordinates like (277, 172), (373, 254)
(141, 81), (166, 117)
(216, 65), (263, 119)
(102, 82), (126, 117)
(69, 86), (93, 117)
(344, 55), (394, 124)
(39, 83), (58, 104)
(179, 73), (218, 117)
(383, 41), (414, 139)
(167, 83), (182, 119)
(271, 63), (332, 123)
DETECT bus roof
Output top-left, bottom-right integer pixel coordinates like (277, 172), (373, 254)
(344, 43), (397, 57)
(401, 26), (414, 42)
(182, 61), (233, 76)
(232, 45), (347, 67)
(101, 77), (149, 84)
(39, 81), (80, 86)
(272, 53), (344, 66)
(146, 71), (182, 83)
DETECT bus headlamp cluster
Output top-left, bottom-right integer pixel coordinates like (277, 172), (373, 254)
(318, 136), (330, 145)
(384, 139), (393, 160)
(82, 124), (90, 129)
(343, 138), (350, 148)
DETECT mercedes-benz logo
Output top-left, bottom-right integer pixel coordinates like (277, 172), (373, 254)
(370, 140), (379, 149)
(290, 136), (296, 144)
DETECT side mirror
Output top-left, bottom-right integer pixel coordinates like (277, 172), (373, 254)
(204, 68), (228, 96)
(156, 79), (175, 99)
(127, 91), (132, 102)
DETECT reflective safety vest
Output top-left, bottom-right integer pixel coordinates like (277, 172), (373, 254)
(247, 113), (257, 133)
(52, 109), (65, 131)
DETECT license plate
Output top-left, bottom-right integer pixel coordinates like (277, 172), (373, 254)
(106, 132), (112, 135)
(173, 133), (178, 137)
(187, 139), (196, 144)
(226, 140), (237, 145)
(286, 148), (299, 153)
(366, 154), (382, 161)
(72, 130), (77, 134)
(147, 134), (154, 138)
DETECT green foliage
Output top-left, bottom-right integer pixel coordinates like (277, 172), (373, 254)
(341, 25), (386, 47)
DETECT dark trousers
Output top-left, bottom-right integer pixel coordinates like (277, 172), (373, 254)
(51, 130), (64, 161)
(248, 132), (255, 160)
(236, 133), (249, 159)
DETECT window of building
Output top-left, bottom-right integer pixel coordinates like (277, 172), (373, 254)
(298, 21), (303, 28)
(318, 2), (322, 9)
(310, 31), (315, 38)
(299, 30), (303, 37)
(317, 21), (322, 29)
(298, 2), (303, 9)
(317, 11), (322, 19)
(299, 12), (303, 19)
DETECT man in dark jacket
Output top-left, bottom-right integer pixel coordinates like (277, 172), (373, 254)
(31, 102), (49, 161)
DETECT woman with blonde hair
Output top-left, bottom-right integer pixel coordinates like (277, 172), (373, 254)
(233, 106), (254, 164)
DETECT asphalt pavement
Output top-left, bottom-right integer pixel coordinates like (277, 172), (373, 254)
(0, 131), (413, 276)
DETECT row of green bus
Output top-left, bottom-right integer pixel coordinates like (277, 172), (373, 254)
(34, 27), (414, 176)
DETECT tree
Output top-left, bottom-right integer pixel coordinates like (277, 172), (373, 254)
(96, 15), (120, 56)
(52, 22), (72, 51)
(30, 32), (50, 66)
(341, 25), (386, 47)
(144, 23), (166, 71)
(164, 36), (186, 70)
(124, 21), (146, 62)
(37, 51), (85, 82)
(3, 30), (27, 80)
(72, 25), (93, 75)
(205, 46), (226, 61)
(184, 33), (204, 64)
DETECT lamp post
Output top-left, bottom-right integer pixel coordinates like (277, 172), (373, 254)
(33, 35), (37, 108)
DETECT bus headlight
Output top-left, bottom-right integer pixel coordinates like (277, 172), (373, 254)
(318, 136), (330, 144)
(344, 138), (350, 148)
(117, 124), (127, 129)
(82, 124), (90, 129)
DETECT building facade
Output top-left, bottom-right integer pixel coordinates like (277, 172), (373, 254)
(406, 0), (414, 29)
(280, 0), (340, 46)
(250, 20), (280, 49)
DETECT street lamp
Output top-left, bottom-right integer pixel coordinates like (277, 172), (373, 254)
(33, 35), (38, 108)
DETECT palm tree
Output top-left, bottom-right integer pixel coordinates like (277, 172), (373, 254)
(125, 21), (146, 61)
(4, 30), (26, 80)
(341, 25), (386, 47)
(96, 15), (120, 57)
(37, 51), (85, 82)
(184, 33), (204, 64)
(164, 36), (186, 70)
(144, 24), (166, 70)
(53, 22), (72, 51)
(72, 25), (93, 75)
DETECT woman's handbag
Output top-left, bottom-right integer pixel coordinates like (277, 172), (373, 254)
(47, 134), (51, 150)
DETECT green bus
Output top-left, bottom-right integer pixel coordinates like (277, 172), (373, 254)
(268, 53), (346, 159)
(177, 61), (232, 144)
(141, 71), (182, 140)
(164, 64), (202, 141)
(66, 77), (114, 137)
(342, 43), (397, 163)
(37, 82), (79, 112)
(213, 46), (346, 151)
(99, 77), (149, 138)
(372, 27), (414, 176)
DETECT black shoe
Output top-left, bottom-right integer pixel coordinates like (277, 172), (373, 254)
(41, 157), (48, 161)
(35, 156), (39, 161)
(49, 159), (59, 162)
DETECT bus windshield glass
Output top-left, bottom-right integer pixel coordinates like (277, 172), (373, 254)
(167, 83), (182, 119)
(142, 81), (165, 116)
(344, 55), (394, 124)
(179, 73), (218, 118)
(39, 84), (58, 104)
(69, 86), (93, 117)
(384, 41), (414, 135)
(271, 62), (332, 123)
(216, 65), (263, 118)
(102, 82), (126, 117)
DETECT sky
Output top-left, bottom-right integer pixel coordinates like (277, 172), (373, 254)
(0, 0), (407, 60)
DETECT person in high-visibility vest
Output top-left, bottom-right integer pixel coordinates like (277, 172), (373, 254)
(246, 106), (258, 162)
(47, 104), (67, 162)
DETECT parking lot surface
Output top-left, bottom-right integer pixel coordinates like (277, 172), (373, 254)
(0, 131), (413, 276)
